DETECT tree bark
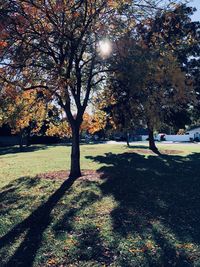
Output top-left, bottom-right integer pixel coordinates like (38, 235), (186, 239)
(148, 128), (159, 153)
(126, 132), (130, 147)
(26, 128), (31, 147)
(69, 125), (81, 179)
(19, 130), (24, 152)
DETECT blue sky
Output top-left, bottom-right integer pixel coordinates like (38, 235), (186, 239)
(189, 0), (200, 21)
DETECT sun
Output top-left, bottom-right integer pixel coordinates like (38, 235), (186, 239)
(98, 39), (112, 58)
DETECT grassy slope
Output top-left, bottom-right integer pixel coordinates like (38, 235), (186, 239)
(0, 143), (200, 266)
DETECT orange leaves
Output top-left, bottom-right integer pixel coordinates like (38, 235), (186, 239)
(107, 1), (119, 9)
(2, 85), (18, 100)
(46, 111), (107, 138)
(108, 0), (131, 9)
(46, 258), (58, 267)
(0, 26), (8, 55)
(176, 243), (194, 250)
(89, 111), (107, 134)
(0, 41), (8, 48)
(22, 2), (38, 17)
(46, 121), (72, 138)
(0, 88), (49, 134)
(81, 111), (106, 134)
(73, 11), (80, 18)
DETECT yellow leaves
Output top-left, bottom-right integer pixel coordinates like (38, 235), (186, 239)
(81, 111), (106, 134)
(1, 87), (49, 134)
(129, 248), (145, 253)
(66, 237), (77, 246)
(46, 111), (106, 138)
(129, 240), (156, 254)
(109, 116), (117, 130)
(107, 1), (119, 9)
(95, 90), (116, 111)
(107, 0), (131, 10)
(145, 240), (156, 250)
(63, 235), (78, 251)
(46, 121), (72, 138)
(176, 243), (194, 250)
(46, 258), (58, 266)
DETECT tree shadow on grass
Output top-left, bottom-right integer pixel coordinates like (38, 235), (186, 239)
(0, 177), (41, 218)
(1, 151), (200, 266)
(0, 176), (76, 267)
(86, 152), (200, 266)
(51, 179), (116, 265)
(0, 145), (49, 156)
(127, 145), (151, 150)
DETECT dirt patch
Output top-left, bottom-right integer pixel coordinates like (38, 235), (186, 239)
(38, 169), (103, 181)
(37, 148), (184, 181)
(128, 149), (184, 155)
(161, 149), (184, 155)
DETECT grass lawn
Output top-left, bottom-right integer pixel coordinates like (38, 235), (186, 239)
(0, 143), (200, 266)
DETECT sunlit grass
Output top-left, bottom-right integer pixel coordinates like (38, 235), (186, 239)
(0, 142), (199, 188)
(0, 144), (127, 188)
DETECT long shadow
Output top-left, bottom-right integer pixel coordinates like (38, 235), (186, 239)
(0, 145), (49, 156)
(127, 145), (151, 150)
(51, 180), (115, 265)
(0, 176), (76, 267)
(0, 142), (107, 157)
(0, 177), (41, 217)
(80, 141), (107, 145)
(87, 152), (200, 266)
(128, 144), (163, 155)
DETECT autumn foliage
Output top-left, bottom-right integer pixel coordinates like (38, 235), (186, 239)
(0, 1), (199, 175)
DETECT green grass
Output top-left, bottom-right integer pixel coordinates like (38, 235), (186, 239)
(0, 143), (200, 266)
(0, 143), (199, 188)
(0, 144), (129, 188)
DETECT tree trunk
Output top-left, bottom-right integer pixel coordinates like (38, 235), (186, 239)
(19, 130), (24, 152)
(26, 128), (31, 147)
(126, 132), (130, 147)
(148, 128), (159, 153)
(69, 125), (81, 179)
